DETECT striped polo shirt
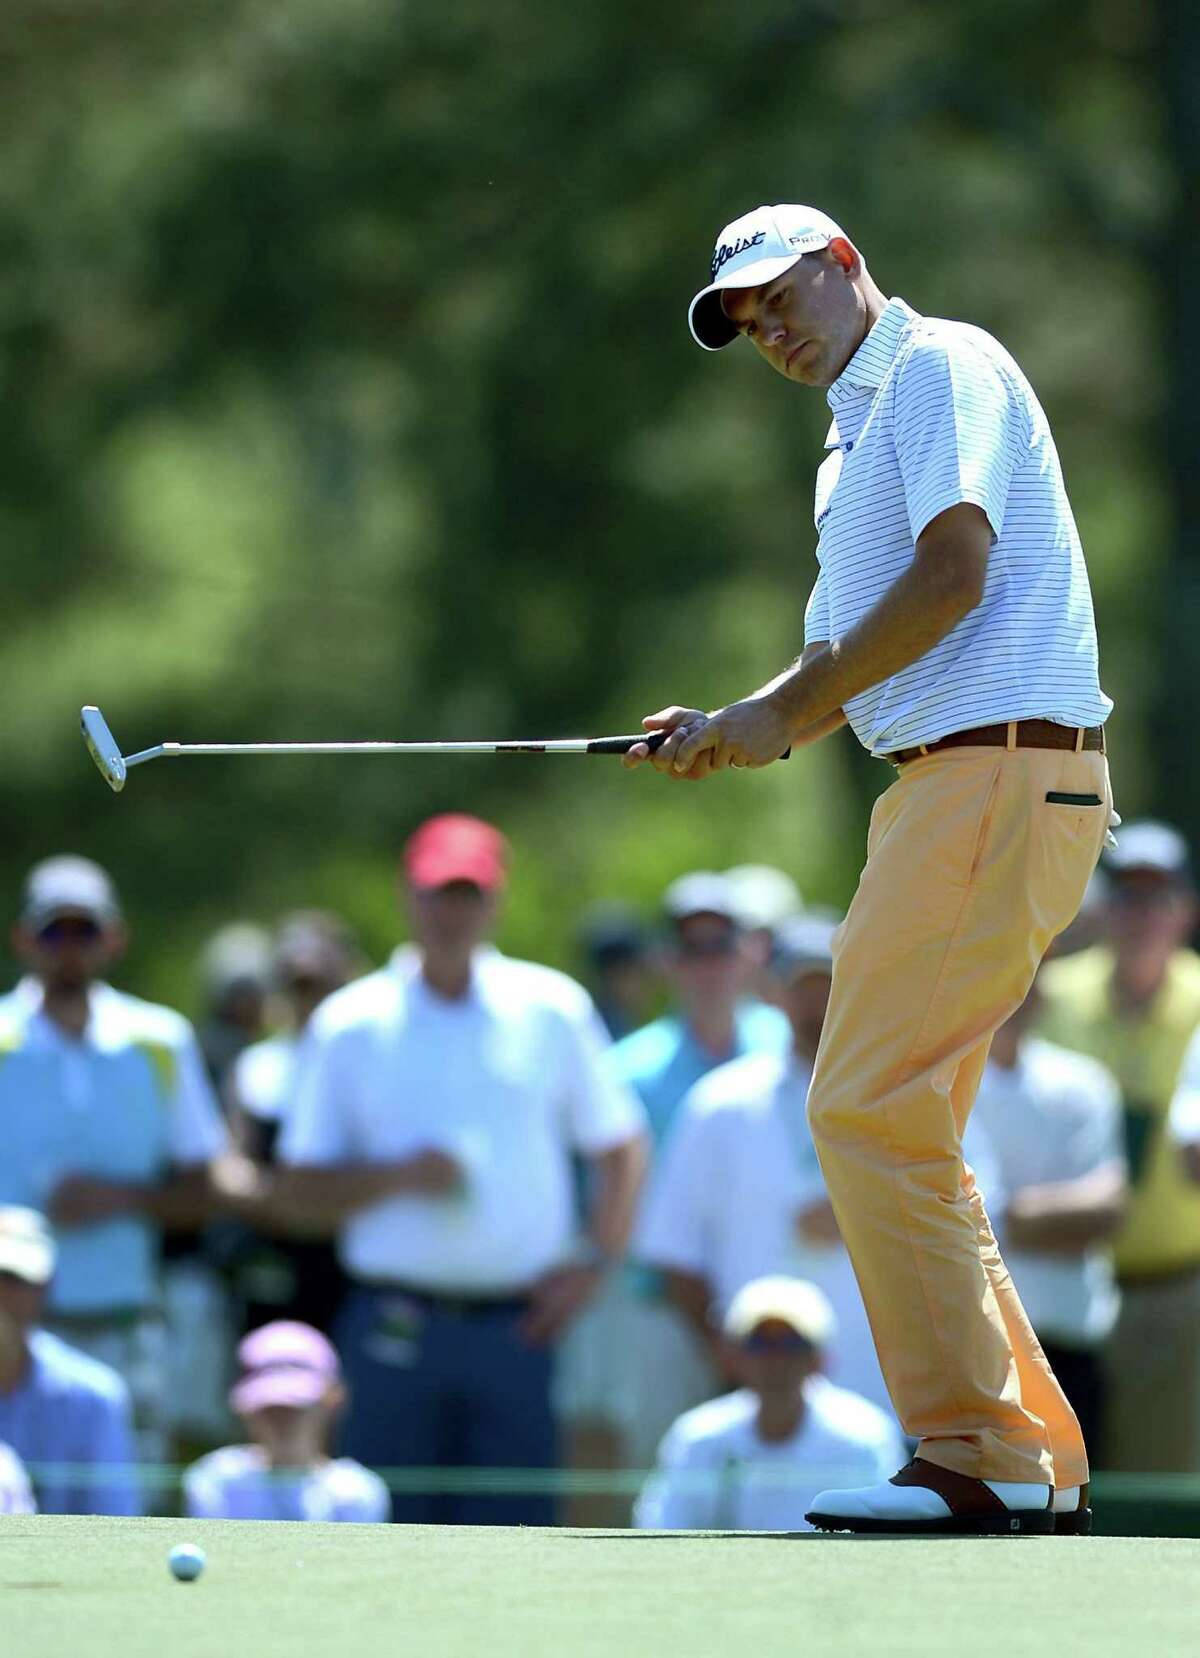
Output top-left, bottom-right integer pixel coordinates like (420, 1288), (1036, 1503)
(803, 297), (1112, 755)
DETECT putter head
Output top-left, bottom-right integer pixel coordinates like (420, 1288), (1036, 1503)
(80, 706), (126, 793)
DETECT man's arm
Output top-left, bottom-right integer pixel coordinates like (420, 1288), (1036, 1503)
(635, 504), (990, 779)
(1004, 1160), (1128, 1255)
(271, 1152), (465, 1227)
(520, 1134), (647, 1345)
(47, 1166), (214, 1230)
(768, 504), (989, 730)
(585, 1135), (648, 1259)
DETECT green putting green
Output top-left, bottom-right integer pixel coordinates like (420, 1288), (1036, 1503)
(3, 1516), (1194, 1658)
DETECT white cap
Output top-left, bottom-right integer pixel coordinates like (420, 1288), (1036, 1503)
(662, 870), (740, 926)
(723, 1275), (836, 1346)
(688, 204), (848, 351)
(724, 864), (803, 931)
(0, 1207), (56, 1286)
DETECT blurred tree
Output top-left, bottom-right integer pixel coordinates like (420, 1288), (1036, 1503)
(0, 0), (1185, 1005)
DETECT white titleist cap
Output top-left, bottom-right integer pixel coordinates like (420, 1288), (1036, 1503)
(688, 204), (847, 351)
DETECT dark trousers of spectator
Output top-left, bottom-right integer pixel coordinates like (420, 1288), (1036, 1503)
(336, 1283), (558, 1526)
(1039, 1338), (1105, 1466)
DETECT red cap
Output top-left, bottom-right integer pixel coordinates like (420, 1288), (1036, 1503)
(404, 814), (509, 892)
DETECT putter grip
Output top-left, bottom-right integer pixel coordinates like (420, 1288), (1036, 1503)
(587, 733), (791, 759)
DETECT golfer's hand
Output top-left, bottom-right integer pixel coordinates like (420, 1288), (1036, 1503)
(623, 700), (792, 781)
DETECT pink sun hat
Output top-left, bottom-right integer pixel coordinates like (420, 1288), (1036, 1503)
(230, 1320), (341, 1415)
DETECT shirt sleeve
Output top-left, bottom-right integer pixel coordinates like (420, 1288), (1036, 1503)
(165, 1033), (228, 1166)
(1169, 1027), (1200, 1146)
(636, 1097), (716, 1275)
(803, 567), (830, 648)
(329, 1464), (392, 1523)
(892, 335), (1027, 544)
(182, 1456), (228, 1519)
(633, 1422), (718, 1529)
(557, 995), (647, 1156)
(278, 1026), (357, 1165)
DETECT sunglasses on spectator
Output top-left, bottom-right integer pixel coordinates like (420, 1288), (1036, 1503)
(740, 1330), (818, 1354)
(36, 917), (103, 944)
(675, 934), (738, 959)
(283, 974), (333, 995)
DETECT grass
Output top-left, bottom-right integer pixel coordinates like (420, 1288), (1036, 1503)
(3, 1516), (1195, 1658)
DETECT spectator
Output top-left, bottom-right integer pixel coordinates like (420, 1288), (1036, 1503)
(724, 863), (803, 991)
(0, 1207), (138, 1515)
(183, 1320), (388, 1522)
(971, 982), (1127, 1460)
(577, 903), (655, 1040)
(0, 1440), (35, 1514)
(0, 856), (227, 1467)
(276, 814), (647, 1525)
(638, 914), (1001, 1417)
(634, 1277), (904, 1531)
(1039, 821), (1200, 1472)
(223, 912), (364, 1335)
(558, 873), (790, 1487)
(196, 923), (273, 1095)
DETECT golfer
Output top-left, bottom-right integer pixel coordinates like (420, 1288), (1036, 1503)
(625, 204), (1113, 1534)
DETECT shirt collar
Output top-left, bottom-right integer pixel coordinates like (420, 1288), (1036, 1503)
(826, 295), (920, 407)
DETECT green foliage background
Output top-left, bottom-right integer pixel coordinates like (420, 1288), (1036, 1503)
(0, 0), (1185, 1007)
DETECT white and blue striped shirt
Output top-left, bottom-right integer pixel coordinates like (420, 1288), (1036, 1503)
(803, 297), (1111, 755)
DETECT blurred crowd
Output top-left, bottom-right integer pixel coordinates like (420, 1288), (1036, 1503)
(3, 809), (1200, 1529)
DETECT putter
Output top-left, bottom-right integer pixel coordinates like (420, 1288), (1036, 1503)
(82, 705), (788, 793)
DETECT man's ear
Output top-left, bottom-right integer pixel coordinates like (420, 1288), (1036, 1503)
(827, 237), (860, 278)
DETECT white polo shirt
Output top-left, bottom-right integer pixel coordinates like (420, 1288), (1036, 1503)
(637, 1049), (1003, 1413)
(0, 979), (226, 1314)
(633, 1377), (904, 1531)
(803, 297), (1111, 755)
(971, 1036), (1124, 1346)
(280, 947), (645, 1293)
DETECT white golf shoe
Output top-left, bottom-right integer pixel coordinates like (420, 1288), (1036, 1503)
(806, 1457), (1056, 1535)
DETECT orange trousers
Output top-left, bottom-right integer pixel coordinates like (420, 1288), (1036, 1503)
(807, 739), (1112, 1487)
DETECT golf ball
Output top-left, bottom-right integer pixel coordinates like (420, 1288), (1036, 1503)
(168, 1542), (206, 1582)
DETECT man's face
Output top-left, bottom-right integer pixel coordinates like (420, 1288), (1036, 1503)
(12, 911), (124, 992)
(666, 913), (747, 1002)
(771, 968), (832, 1050)
(0, 1271), (44, 1336)
(730, 1318), (820, 1399)
(1105, 871), (1197, 966)
(720, 243), (868, 388)
(407, 880), (497, 956)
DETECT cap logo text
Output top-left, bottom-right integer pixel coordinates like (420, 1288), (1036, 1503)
(711, 230), (766, 280)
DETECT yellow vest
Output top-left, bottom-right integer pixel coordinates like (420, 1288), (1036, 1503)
(1037, 945), (1200, 1276)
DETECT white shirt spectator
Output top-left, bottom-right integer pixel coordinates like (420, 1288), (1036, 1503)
(638, 1051), (1003, 1413)
(0, 980), (225, 1314)
(183, 1444), (389, 1522)
(280, 947), (645, 1292)
(972, 1036), (1125, 1346)
(234, 1033), (300, 1126)
(804, 297), (1111, 754)
(634, 1375), (905, 1531)
(1168, 1023), (1200, 1147)
(0, 1441), (35, 1514)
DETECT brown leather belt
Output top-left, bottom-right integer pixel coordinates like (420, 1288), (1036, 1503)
(886, 719), (1106, 768)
